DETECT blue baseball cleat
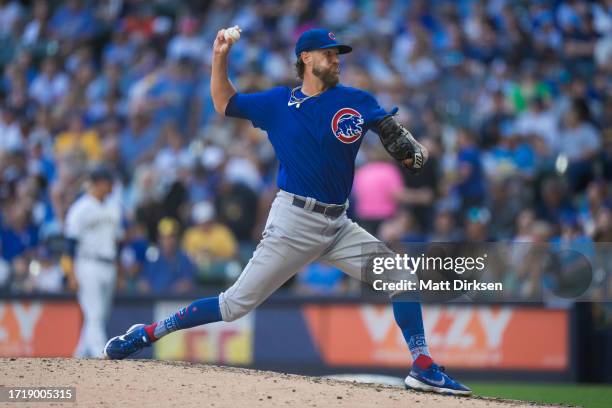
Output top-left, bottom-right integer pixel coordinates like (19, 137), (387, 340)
(103, 324), (151, 360)
(405, 361), (472, 396)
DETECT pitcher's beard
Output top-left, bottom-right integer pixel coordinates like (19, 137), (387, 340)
(313, 66), (339, 88)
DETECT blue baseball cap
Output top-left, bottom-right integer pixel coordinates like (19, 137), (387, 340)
(295, 29), (352, 57)
(89, 165), (114, 182)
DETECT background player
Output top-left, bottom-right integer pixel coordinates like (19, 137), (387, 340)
(104, 27), (471, 396)
(65, 166), (122, 358)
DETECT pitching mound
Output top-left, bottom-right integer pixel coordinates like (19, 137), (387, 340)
(2, 358), (559, 407)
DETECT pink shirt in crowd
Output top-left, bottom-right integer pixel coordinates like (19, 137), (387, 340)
(353, 162), (403, 219)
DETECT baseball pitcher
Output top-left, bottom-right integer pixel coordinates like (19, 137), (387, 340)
(104, 27), (470, 395)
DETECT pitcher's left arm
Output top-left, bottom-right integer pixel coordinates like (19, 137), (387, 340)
(375, 114), (429, 174)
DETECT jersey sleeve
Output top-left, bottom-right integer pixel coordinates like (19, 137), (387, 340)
(224, 87), (283, 130)
(64, 203), (84, 240)
(357, 90), (398, 132)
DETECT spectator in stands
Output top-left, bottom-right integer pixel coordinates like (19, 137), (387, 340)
(145, 58), (198, 134)
(0, 0), (22, 38)
(28, 132), (56, 184)
(513, 208), (536, 243)
(513, 96), (558, 152)
(508, 63), (552, 113)
(487, 177), (523, 240)
(592, 207), (612, 242)
(455, 128), (487, 213)
(23, 246), (64, 293)
(398, 39), (439, 87)
(119, 102), (160, 171)
(579, 181), (611, 235)
(215, 181), (259, 245)
(559, 98), (602, 192)
(379, 209), (426, 247)
(509, 220), (552, 299)
(549, 214), (597, 298)
(182, 201), (238, 284)
(21, 0), (50, 49)
(186, 154), (223, 203)
(223, 151), (264, 193)
(121, 3), (156, 41)
(49, 158), (84, 229)
(396, 137), (440, 232)
(295, 263), (345, 295)
(429, 210), (461, 242)
(130, 165), (165, 241)
(54, 112), (102, 162)
(87, 61), (126, 106)
(478, 90), (514, 150)
(139, 217), (195, 294)
(28, 57), (69, 107)
(49, 0), (96, 41)
(153, 122), (194, 189)
(0, 204), (38, 263)
(562, 6), (600, 77)
(508, 208), (537, 284)
(536, 177), (576, 228)
(118, 221), (149, 294)
(102, 25), (133, 67)
(168, 16), (206, 63)
(353, 145), (404, 236)
(0, 106), (23, 152)
(7, 255), (29, 293)
(464, 207), (491, 242)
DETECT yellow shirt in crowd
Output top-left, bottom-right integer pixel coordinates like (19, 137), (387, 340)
(54, 130), (103, 161)
(182, 224), (238, 260)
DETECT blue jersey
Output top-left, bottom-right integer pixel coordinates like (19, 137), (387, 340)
(225, 85), (392, 204)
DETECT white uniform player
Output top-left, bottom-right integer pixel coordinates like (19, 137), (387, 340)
(65, 167), (122, 358)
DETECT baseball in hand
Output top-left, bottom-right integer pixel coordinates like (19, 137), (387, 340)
(223, 26), (241, 42)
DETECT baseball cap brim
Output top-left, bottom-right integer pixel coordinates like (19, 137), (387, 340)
(90, 167), (114, 182)
(318, 44), (352, 54)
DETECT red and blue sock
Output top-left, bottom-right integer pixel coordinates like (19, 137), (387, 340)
(144, 296), (222, 341)
(392, 301), (432, 365)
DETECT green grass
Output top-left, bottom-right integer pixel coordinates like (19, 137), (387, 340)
(470, 382), (612, 408)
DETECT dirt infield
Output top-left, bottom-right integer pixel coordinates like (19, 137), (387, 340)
(1, 358), (561, 407)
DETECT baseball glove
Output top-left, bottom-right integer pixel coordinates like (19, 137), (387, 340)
(376, 115), (428, 174)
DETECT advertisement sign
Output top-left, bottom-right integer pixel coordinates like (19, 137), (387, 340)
(153, 301), (253, 365)
(0, 298), (569, 374)
(303, 305), (568, 370)
(0, 301), (81, 357)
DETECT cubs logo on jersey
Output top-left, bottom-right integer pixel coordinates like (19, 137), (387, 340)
(331, 108), (364, 144)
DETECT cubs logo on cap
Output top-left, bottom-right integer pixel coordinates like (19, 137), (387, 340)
(331, 108), (364, 144)
(295, 28), (352, 57)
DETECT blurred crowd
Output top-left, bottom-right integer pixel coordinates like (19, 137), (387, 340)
(0, 0), (610, 297)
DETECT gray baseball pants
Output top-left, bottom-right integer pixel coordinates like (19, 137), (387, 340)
(219, 190), (388, 322)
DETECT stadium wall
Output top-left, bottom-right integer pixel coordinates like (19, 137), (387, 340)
(0, 294), (581, 381)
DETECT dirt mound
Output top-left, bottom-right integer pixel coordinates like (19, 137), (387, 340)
(1, 358), (558, 407)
